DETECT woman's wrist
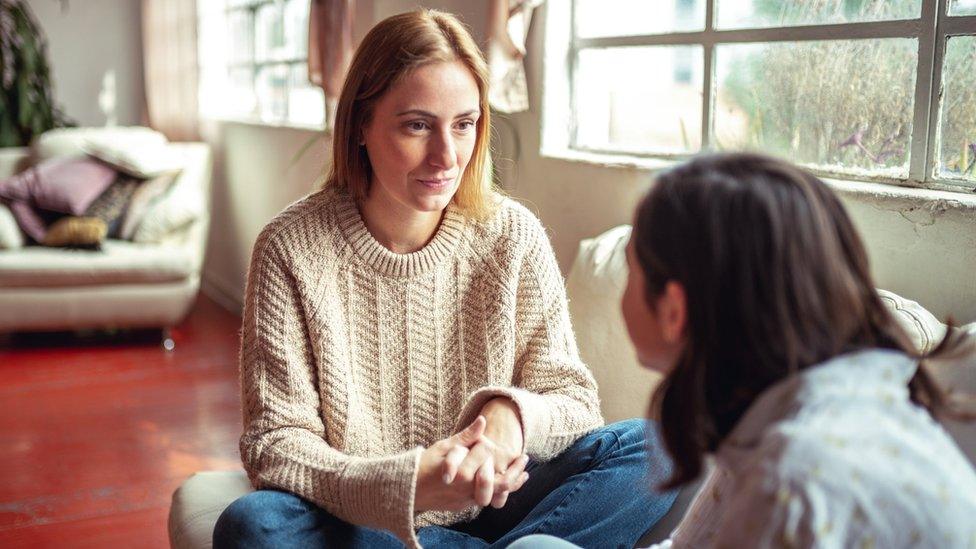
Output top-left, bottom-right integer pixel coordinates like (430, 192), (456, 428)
(481, 397), (524, 453)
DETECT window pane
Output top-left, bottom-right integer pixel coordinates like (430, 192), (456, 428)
(228, 67), (257, 117)
(575, 0), (705, 38)
(949, 0), (976, 15)
(937, 36), (976, 182)
(716, 0), (921, 29)
(714, 39), (917, 177)
(228, 9), (254, 64)
(256, 64), (289, 122)
(255, 3), (285, 63)
(575, 46), (703, 154)
(288, 63), (325, 126)
(284, 0), (310, 59)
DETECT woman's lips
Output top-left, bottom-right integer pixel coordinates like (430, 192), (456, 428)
(416, 177), (454, 189)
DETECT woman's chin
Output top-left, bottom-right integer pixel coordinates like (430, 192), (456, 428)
(638, 356), (673, 376)
(409, 187), (457, 213)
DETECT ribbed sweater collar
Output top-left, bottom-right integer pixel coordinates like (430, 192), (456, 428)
(333, 188), (468, 278)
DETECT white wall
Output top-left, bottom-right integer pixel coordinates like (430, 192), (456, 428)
(201, 1), (976, 325)
(28, 0), (145, 127)
(200, 120), (330, 311)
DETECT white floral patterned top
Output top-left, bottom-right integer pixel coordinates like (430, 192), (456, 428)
(651, 349), (976, 549)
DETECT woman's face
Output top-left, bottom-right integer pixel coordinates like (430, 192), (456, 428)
(361, 60), (481, 216)
(621, 237), (685, 375)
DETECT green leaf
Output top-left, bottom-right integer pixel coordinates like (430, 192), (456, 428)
(0, 0), (74, 147)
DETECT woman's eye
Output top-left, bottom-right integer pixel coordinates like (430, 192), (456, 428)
(456, 120), (475, 131)
(407, 121), (429, 132)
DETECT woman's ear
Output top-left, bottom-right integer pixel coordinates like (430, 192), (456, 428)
(659, 281), (687, 344)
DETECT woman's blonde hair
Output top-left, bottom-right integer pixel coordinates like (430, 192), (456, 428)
(325, 9), (496, 219)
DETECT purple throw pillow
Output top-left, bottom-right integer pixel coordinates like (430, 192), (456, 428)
(0, 156), (118, 215)
(7, 200), (49, 243)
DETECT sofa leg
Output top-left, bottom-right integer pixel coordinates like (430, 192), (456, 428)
(161, 328), (176, 352)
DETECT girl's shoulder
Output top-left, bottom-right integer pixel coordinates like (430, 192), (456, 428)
(254, 187), (342, 257)
(469, 195), (548, 247)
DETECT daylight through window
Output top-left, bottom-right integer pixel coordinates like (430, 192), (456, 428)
(563, 0), (976, 188)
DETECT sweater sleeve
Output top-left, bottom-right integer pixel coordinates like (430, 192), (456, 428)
(238, 228), (423, 547)
(454, 222), (604, 459)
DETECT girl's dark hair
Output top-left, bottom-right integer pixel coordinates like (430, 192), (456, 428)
(633, 152), (973, 489)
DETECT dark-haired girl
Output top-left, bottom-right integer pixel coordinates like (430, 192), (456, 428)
(511, 153), (976, 548)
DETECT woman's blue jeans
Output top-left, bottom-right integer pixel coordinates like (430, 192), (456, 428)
(213, 419), (677, 549)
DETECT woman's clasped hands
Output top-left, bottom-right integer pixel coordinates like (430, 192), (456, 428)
(415, 411), (530, 513)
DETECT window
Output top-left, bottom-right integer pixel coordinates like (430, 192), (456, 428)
(197, 0), (325, 128)
(545, 0), (976, 190)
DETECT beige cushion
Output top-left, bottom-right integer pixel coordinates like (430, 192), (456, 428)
(118, 173), (179, 240)
(566, 225), (661, 424)
(133, 146), (208, 244)
(877, 288), (948, 354)
(34, 127), (168, 161)
(169, 471), (252, 549)
(0, 239), (194, 287)
(0, 202), (24, 249)
(0, 147), (30, 179)
(84, 138), (182, 179)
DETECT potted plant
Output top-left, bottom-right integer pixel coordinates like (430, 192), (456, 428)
(0, 0), (74, 148)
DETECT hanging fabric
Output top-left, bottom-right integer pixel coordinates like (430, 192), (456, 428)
(308, 0), (354, 100)
(487, 0), (545, 113)
(142, 0), (199, 141)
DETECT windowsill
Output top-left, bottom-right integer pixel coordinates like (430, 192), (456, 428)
(540, 147), (684, 172)
(540, 147), (976, 209)
(201, 115), (330, 134)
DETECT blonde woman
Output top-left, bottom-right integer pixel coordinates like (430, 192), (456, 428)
(213, 9), (676, 549)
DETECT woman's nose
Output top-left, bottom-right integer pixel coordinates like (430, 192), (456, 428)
(427, 130), (456, 170)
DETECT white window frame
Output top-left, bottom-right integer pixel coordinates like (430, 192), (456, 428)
(198, 0), (326, 130)
(542, 0), (976, 192)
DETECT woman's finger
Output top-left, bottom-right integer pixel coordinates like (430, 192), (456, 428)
(441, 444), (469, 484)
(500, 454), (529, 491)
(454, 441), (494, 485)
(490, 489), (510, 509)
(451, 415), (486, 446)
(474, 456), (495, 507)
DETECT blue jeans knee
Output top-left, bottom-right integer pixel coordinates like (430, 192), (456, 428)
(213, 490), (315, 548)
(581, 419), (676, 500)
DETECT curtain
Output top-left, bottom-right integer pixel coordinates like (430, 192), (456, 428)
(141, 0), (199, 141)
(487, 0), (545, 113)
(308, 0), (355, 100)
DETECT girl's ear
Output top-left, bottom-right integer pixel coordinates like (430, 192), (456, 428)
(659, 281), (687, 344)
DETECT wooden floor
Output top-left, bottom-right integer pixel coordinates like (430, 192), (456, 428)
(0, 296), (244, 548)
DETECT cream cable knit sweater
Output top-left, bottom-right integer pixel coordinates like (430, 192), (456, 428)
(238, 186), (604, 547)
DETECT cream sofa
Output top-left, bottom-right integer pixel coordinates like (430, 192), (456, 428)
(168, 225), (976, 548)
(0, 127), (212, 335)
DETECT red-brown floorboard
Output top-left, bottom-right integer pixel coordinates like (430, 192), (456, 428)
(0, 295), (244, 548)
